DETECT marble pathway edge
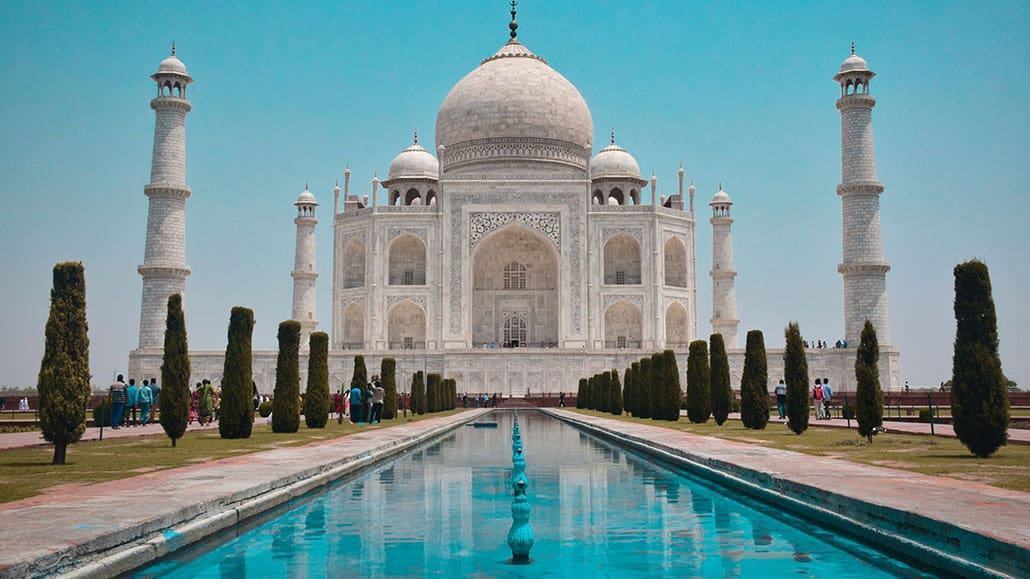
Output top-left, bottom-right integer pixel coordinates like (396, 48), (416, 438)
(546, 409), (1030, 579)
(0, 410), (490, 579)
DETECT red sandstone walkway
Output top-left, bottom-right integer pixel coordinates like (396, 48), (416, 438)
(554, 409), (1030, 577)
(0, 420), (220, 451)
(0, 409), (488, 578)
(750, 412), (1030, 444)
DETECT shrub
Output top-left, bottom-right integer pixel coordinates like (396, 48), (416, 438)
(609, 369), (623, 415)
(784, 322), (810, 435)
(855, 320), (884, 442)
(740, 330), (770, 430)
(427, 373), (441, 413)
(272, 321), (301, 433)
(622, 367), (634, 417)
(220, 307), (255, 438)
(650, 353), (664, 419)
(918, 408), (935, 423)
(160, 293), (191, 447)
(710, 335), (732, 426)
(304, 332), (331, 428)
(596, 371), (609, 413)
(661, 350), (682, 421)
(381, 358), (398, 419)
(443, 378), (456, 411)
(629, 362), (641, 417)
(258, 400), (273, 418)
(412, 371), (426, 415)
(576, 378), (586, 409)
(686, 341), (712, 423)
(92, 398), (112, 427)
(951, 260), (1009, 457)
(37, 262), (91, 465)
(638, 359), (653, 419)
(350, 355), (367, 390)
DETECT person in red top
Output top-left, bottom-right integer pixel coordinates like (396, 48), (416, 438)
(812, 379), (825, 419)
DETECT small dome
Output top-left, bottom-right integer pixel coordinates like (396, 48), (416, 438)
(296, 187), (317, 205)
(157, 54), (188, 76)
(838, 53), (869, 75)
(387, 135), (439, 181)
(590, 132), (642, 181)
(710, 188), (731, 205)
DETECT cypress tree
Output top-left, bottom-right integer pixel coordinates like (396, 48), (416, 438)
(412, 371), (426, 415)
(427, 373), (441, 413)
(650, 353), (664, 419)
(710, 334), (732, 425)
(272, 320), (301, 433)
(576, 378), (586, 409)
(855, 321), (884, 443)
(591, 374), (601, 410)
(304, 332), (331, 428)
(623, 367), (634, 417)
(686, 341), (712, 423)
(739, 330), (770, 430)
(442, 378), (455, 410)
(219, 307), (255, 438)
(159, 293), (190, 448)
(661, 350), (682, 422)
(638, 358), (653, 419)
(381, 358), (398, 419)
(350, 355), (367, 390)
(951, 260), (1009, 457)
(594, 373), (604, 411)
(609, 369), (623, 415)
(629, 362), (641, 417)
(585, 375), (594, 410)
(594, 371), (607, 413)
(784, 322), (810, 435)
(37, 262), (91, 465)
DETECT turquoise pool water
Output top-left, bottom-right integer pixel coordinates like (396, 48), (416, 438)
(136, 412), (936, 577)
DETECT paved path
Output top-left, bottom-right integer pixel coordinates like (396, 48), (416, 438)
(555, 409), (1030, 578)
(0, 409), (488, 578)
(0, 420), (220, 451)
(679, 410), (1030, 444)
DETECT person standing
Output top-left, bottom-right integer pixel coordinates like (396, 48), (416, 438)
(774, 380), (787, 419)
(252, 381), (260, 412)
(362, 381), (373, 423)
(126, 379), (139, 427)
(148, 378), (160, 418)
(812, 379), (825, 420)
(349, 383), (363, 424)
(138, 380), (153, 425)
(822, 379), (833, 420)
(199, 380), (214, 425)
(371, 381), (385, 424)
(110, 375), (127, 429)
(559, 391), (566, 408)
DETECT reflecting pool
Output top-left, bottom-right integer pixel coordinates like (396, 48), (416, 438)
(136, 411), (935, 577)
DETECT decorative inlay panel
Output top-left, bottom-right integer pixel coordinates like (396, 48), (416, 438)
(603, 294), (644, 309)
(602, 227), (643, 244)
(469, 212), (560, 249)
(388, 227), (428, 243)
(387, 294), (427, 311)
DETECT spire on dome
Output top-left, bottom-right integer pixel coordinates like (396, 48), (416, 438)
(509, 0), (519, 40)
(850, 40), (856, 56)
(171, 41), (176, 56)
(413, 129), (419, 145)
(610, 128), (615, 145)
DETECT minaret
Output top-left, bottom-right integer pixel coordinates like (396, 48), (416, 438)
(137, 45), (193, 350)
(292, 185), (319, 351)
(835, 43), (891, 345)
(710, 185), (739, 347)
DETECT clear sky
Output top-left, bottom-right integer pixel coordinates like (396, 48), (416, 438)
(1, 1), (1027, 389)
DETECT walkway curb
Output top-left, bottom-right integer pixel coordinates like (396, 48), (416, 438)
(1, 410), (488, 579)
(546, 409), (1028, 579)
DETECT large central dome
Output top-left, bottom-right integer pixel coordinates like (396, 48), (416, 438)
(435, 40), (593, 175)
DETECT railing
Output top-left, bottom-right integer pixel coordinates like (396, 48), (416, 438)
(603, 340), (642, 349)
(338, 342), (365, 350)
(388, 341), (427, 350)
(473, 342), (559, 349)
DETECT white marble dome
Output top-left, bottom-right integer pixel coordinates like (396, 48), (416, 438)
(295, 187), (317, 205)
(157, 54), (188, 76)
(838, 53), (869, 74)
(590, 137), (641, 181)
(388, 137), (439, 181)
(711, 188), (731, 204)
(435, 40), (593, 171)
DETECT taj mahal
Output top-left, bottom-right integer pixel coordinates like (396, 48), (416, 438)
(128, 16), (901, 395)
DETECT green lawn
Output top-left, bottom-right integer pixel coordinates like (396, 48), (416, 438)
(0, 410), (462, 504)
(571, 410), (1030, 492)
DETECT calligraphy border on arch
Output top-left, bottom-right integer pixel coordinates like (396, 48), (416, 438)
(468, 212), (560, 250)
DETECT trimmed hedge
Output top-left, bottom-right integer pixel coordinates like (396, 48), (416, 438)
(220, 307), (255, 438)
(304, 332), (331, 428)
(272, 321), (301, 433)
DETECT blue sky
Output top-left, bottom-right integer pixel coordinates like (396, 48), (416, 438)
(1, 1), (1027, 388)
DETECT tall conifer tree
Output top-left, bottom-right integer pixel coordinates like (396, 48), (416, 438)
(710, 334), (732, 425)
(951, 260), (1009, 457)
(739, 330), (770, 429)
(784, 322), (810, 435)
(37, 262), (91, 464)
(381, 358), (398, 419)
(638, 358), (653, 419)
(159, 293), (190, 447)
(686, 341), (712, 423)
(412, 371), (426, 415)
(304, 332), (330, 428)
(609, 369), (623, 415)
(272, 321), (301, 433)
(220, 307), (255, 438)
(661, 350), (682, 421)
(855, 321), (884, 443)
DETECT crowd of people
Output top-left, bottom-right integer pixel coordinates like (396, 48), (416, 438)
(771, 378), (835, 420)
(0, 396), (32, 412)
(331, 377), (386, 425)
(802, 339), (849, 349)
(461, 393), (500, 408)
(107, 375), (161, 429)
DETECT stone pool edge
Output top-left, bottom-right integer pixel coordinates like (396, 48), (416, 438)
(544, 409), (1026, 579)
(43, 410), (490, 579)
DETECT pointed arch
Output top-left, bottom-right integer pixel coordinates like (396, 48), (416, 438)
(388, 299), (426, 349)
(388, 235), (426, 285)
(604, 234), (641, 285)
(604, 300), (642, 348)
(404, 188), (421, 206)
(665, 301), (689, 348)
(341, 238), (366, 288)
(342, 303), (364, 349)
(664, 236), (688, 287)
